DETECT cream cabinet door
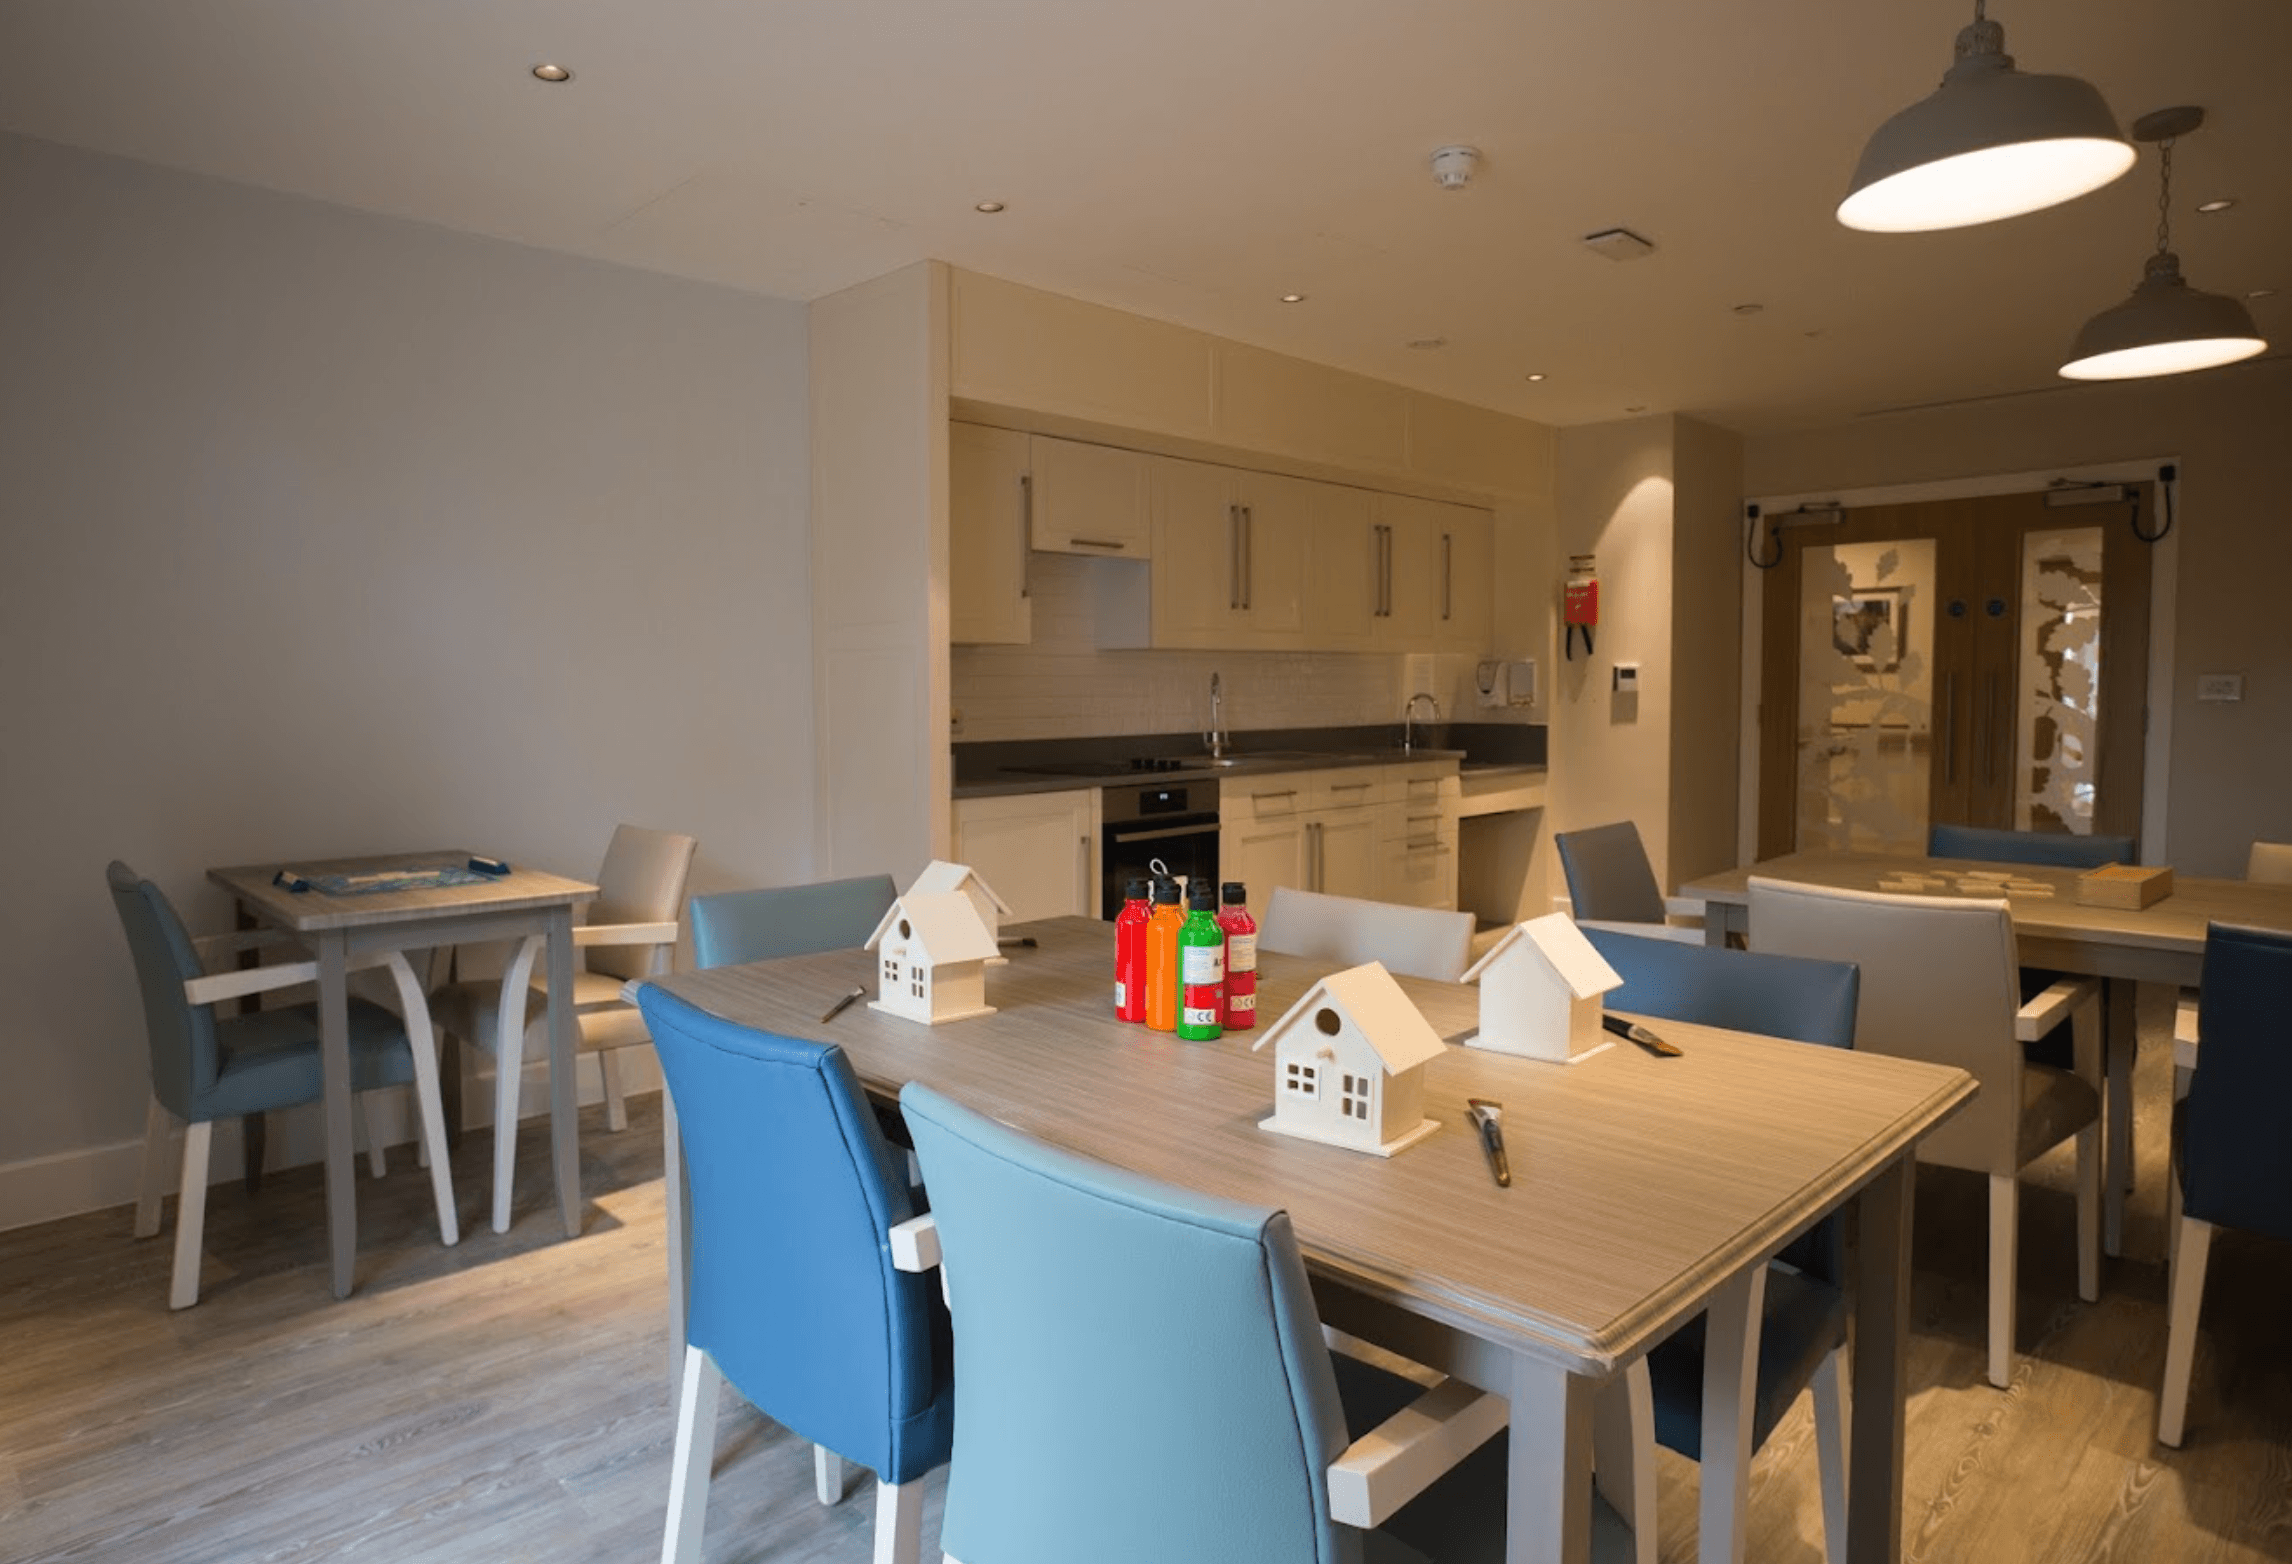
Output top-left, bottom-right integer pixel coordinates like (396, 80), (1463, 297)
(1150, 458), (1246, 647)
(1434, 504), (1494, 655)
(1377, 822), (1459, 908)
(952, 790), (1098, 922)
(1030, 435), (1152, 557)
(1310, 810), (1382, 900)
(1228, 469), (1310, 646)
(1221, 815), (1309, 904)
(1303, 482), (1379, 651)
(1374, 494), (1443, 649)
(949, 423), (1032, 645)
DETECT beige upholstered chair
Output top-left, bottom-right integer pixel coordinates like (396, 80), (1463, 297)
(1258, 886), (1474, 982)
(432, 824), (697, 1232)
(1749, 877), (2102, 1389)
(2246, 841), (2292, 883)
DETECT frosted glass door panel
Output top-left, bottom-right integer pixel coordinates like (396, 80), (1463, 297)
(1795, 540), (1937, 853)
(2014, 527), (2104, 833)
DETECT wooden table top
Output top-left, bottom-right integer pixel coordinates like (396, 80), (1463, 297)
(210, 850), (596, 933)
(1681, 850), (2292, 968)
(653, 916), (1973, 1378)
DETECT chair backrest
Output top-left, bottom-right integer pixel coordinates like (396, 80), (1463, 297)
(901, 1082), (1352, 1564)
(1927, 823), (2134, 870)
(2184, 923), (2292, 1243)
(106, 862), (219, 1121)
(2246, 841), (2292, 884)
(637, 985), (947, 1483)
(1259, 886), (1473, 982)
(1555, 821), (1666, 924)
(1748, 877), (2021, 1176)
(690, 874), (899, 969)
(586, 824), (699, 982)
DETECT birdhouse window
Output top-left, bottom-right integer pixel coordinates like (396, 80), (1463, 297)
(1285, 1061), (1320, 1097)
(882, 956), (899, 984)
(911, 968), (927, 999)
(1341, 1073), (1372, 1122)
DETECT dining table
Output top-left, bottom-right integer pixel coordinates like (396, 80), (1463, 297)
(646, 915), (1974, 1564)
(1679, 849), (2292, 1255)
(209, 849), (596, 1297)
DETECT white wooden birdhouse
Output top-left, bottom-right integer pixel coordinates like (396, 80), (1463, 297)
(865, 892), (999, 1025)
(906, 860), (1015, 960)
(1253, 962), (1447, 1157)
(1459, 914), (1623, 1064)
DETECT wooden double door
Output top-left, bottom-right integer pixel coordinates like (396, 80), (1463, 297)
(1757, 488), (2153, 859)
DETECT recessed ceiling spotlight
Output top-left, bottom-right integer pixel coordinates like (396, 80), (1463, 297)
(1279, 293), (1307, 304)
(1525, 372), (1548, 383)
(1625, 404), (1648, 414)
(1732, 303), (1765, 317)
(1407, 336), (1448, 350)
(531, 63), (572, 82)
(2196, 198), (2236, 213)
(974, 200), (1006, 214)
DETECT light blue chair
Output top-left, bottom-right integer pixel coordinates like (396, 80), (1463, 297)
(641, 985), (952, 1564)
(2158, 922), (2292, 1446)
(108, 861), (457, 1308)
(690, 873), (898, 969)
(1583, 926), (1860, 1564)
(901, 1081), (1519, 1564)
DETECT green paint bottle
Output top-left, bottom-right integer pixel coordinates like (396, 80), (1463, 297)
(1177, 881), (1226, 1041)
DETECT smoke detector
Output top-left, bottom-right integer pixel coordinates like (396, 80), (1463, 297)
(1430, 145), (1481, 190)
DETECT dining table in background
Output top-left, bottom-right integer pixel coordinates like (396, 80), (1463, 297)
(1680, 849), (2292, 1255)
(209, 850), (596, 1297)
(647, 916), (1974, 1564)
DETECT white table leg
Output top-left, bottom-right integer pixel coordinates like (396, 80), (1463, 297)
(1699, 1264), (1769, 1564)
(1848, 1154), (1913, 1564)
(1507, 1351), (1593, 1564)
(319, 932), (357, 1298)
(547, 907), (581, 1238)
(2102, 976), (2136, 1257)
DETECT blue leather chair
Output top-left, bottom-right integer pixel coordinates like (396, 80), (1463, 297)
(1926, 823), (2135, 869)
(640, 985), (952, 1564)
(901, 1081), (1521, 1564)
(108, 861), (457, 1309)
(690, 873), (898, 970)
(1583, 927), (1859, 1564)
(2157, 922), (2292, 1447)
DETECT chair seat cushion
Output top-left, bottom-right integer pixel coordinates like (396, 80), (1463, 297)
(194, 999), (415, 1121)
(2017, 1064), (2101, 1166)
(1647, 1263), (1847, 1461)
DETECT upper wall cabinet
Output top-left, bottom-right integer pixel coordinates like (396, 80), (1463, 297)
(1031, 436), (1152, 557)
(951, 271), (1216, 438)
(949, 422), (1031, 646)
(1150, 460), (1309, 649)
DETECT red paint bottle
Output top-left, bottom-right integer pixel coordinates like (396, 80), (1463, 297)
(1113, 878), (1151, 1022)
(1217, 880), (1258, 1030)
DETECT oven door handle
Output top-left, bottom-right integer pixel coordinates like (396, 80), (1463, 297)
(1107, 822), (1219, 845)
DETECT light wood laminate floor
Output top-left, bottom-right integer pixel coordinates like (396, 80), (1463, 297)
(5, 988), (2288, 1563)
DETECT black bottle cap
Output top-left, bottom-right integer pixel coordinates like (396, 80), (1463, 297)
(1187, 882), (1217, 911)
(1125, 878), (1150, 900)
(1221, 881), (1248, 904)
(1151, 877), (1181, 904)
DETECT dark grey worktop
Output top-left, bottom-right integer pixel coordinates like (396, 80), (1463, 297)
(952, 723), (1546, 799)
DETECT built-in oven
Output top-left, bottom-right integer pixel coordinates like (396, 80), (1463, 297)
(1099, 778), (1220, 920)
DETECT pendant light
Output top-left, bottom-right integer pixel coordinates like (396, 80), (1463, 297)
(1838, 1), (2133, 233)
(2061, 107), (2269, 381)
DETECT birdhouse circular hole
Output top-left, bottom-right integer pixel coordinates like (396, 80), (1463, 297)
(1314, 1007), (1342, 1036)
(898, 918), (911, 940)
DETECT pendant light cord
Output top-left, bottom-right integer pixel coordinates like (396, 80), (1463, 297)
(2154, 138), (2176, 257)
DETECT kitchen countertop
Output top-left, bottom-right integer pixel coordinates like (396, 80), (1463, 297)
(955, 750), (1553, 800)
(951, 723), (1546, 800)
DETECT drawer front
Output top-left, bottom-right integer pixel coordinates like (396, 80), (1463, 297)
(1308, 769), (1383, 813)
(1227, 773), (1319, 822)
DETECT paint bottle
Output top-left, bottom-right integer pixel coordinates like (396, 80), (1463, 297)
(1144, 877), (1184, 1032)
(1216, 881), (1258, 1030)
(1113, 878), (1151, 1022)
(1177, 882), (1226, 1041)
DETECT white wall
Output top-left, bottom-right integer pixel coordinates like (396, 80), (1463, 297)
(0, 134), (816, 1226)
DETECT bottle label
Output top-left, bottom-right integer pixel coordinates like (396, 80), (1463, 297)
(1115, 979), (1127, 1008)
(1227, 988), (1255, 1014)
(1226, 934), (1257, 972)
(1182, 1003), (1221, 1029)
(1182, 945), (1224, 985)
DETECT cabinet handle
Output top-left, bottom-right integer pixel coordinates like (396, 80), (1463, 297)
(1441, 532), (1453, 622)
(1018, 473), (1033, 601)
(1382, 526), (1393, 616)
(1406, 838), (1449, 853)
(1069, 537), (1128, 551)
(1330, 780), (1372, 792)
(1310, 821), (1324, 891)
(1228, 505), (1242, 610)
(1241, 505), (1254, 611)
(1252, 788), (1298, 803)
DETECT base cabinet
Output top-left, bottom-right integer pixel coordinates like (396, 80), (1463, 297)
(952, 790), (1099, 922)
(1218, 766), (1451, 909)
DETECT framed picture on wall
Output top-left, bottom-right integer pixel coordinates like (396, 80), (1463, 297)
(1832, 587), (1905, 672)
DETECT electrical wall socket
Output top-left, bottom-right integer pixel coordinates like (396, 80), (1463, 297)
(2197, 673), (2243, 702)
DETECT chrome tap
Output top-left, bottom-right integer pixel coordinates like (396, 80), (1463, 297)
(1402, 691), (1440, 753)
(1204, 672), (1231, 759)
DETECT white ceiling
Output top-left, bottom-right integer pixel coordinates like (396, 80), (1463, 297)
(2, 0), (2284, 435)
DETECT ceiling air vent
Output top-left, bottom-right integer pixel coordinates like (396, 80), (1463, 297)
(1582, 228), (1656, 262)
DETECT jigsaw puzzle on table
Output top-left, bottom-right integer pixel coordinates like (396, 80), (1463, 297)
(274, 864), (496, 895)
(1876, 867), (2056, 899)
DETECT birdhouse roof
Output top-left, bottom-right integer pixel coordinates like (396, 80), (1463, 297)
(1252, 962), (1449, 1075)
(865, 892), (1000, 963)
(907, 859), (1013, 915)
(1461, 914), (1623, 1000)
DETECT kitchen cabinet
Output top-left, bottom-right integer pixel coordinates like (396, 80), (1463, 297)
(1302, 482), (1381, 651)
(1376, 763), (1463, 908)
(952, 790), (1099, 922)
(949, 423), (1032, 646)
(1435, 505), (1494, 654)
(1030, 435), (1152, 557)
(1150, 459), (1309, 649)
(1373, 495), (1491, 651)
(1219, 767), (1410, 905)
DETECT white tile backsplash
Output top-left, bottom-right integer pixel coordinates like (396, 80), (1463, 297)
(951, 554), (1493, 742)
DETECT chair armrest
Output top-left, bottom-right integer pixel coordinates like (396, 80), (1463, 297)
(1577, 919), (1706, 945)
(572, 920), (680, 949)
(2014, 974), (2100, 1043)
(1662, 896), (1707, 924)
(889, 1214), (940, 1274)
(1327, 1375), (1509, 1529)
(182, 948), (402, 1008)
(192, 928), (291, 967)
(2174, 986), (2199, 1075)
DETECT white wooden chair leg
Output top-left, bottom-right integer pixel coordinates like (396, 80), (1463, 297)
(1697, 1265), (1767, 1564)
(1987, 1173), (2019, 1389)
(169, 1121), (214, 1310)
(661, 1346), (722, 1564)
(873, 1476), (925, 1564)
(135, 1098), (173, 1238)
(1592, 1360), (1657, 1564)
(602, 1048), (629, 1134)
(490, 937), (543, 1235)
(381, 952), (459, 1247)
(1811, 1346), (1850, 1564)
(2157, 1216), (2213, 1447)
(360, 1095), (390, 1178)
(2074, 1124), (2101, 1304)
(816, 1444), (849, 1505)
